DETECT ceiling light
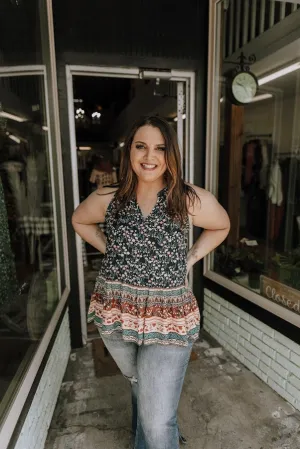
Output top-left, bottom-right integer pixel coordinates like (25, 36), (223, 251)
(92, 112), (101, 118)
(219, 93), (272, 104)
(275, 0), (300, 3)
(0, 111), (27, 122)
(119, 142), (125, 148)
(258, 62), (300, 86)
(8, 134), (21, 144)
(173, 114), (186, 122)
(78, 146), (92, 151)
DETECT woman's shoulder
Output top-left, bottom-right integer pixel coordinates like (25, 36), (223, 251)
(96, 185), (119, 197)
(84, 186), (118, 218)
(72, 186), (118, 224)
(184, 183), (215, 213)
(185, 182), (216, 200)
(184, 182), (207, 196)
(95, 185), (118, 208)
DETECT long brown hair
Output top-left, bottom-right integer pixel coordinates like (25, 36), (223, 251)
(116, 115), (199, 225)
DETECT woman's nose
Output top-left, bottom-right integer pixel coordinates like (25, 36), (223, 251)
(144, 147), (155, 158)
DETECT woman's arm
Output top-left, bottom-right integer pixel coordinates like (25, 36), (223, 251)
(186, 185), (230, 275)
(72, 188), (116, 253)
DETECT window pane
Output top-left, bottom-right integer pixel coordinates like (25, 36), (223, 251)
(0, 1), (42, 66)
(0, 74), (59, 419)
(211, 1), (300, 317)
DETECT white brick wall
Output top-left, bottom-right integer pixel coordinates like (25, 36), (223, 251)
(14, 310), (71, 449)
(204, 289), (300, 411)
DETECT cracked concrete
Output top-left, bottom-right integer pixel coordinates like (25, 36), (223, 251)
(44, 331), (300, 449)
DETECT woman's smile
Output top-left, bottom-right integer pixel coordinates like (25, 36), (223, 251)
(140, 163), (157, 170)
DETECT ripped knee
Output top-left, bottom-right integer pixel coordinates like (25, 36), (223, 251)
(124, 374), (138, 385)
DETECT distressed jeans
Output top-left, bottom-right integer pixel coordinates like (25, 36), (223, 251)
(100, 331), (192, 449)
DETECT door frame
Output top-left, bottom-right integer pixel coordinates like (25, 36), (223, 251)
(66, 65), (196, 343)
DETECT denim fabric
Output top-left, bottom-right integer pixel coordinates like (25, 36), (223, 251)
(100, 331), (192, 449)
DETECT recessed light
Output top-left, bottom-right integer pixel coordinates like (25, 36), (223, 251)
(0, 111), (27, 122)
(258, 62), (300, 86)
(9, 134), (21, 144)
(250, 93), (273, 103)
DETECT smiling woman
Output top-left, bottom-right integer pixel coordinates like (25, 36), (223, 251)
(72, 114), (230, 449)
(130, 126), (167, 217)
(131, 126), (167, 182)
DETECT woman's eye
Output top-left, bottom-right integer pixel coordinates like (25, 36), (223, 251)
(136, 144), (144, 150)
(157, 147), (166, 151)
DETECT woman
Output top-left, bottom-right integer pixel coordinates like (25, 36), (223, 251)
(72, 115), (230, 449)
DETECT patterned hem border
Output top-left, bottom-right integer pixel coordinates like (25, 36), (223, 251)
(88, 312), (200, 347)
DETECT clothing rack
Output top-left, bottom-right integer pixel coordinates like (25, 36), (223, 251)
(245, 133), (273, 139)
(277, 152), (300, 158)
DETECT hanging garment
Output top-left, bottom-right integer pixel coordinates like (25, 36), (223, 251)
(244, 142), (255, 186)
(268, 161), (283, 206)
(0, 177), (18, 308)
(246, 183), (267, 238)
(259, 142), (269, 189)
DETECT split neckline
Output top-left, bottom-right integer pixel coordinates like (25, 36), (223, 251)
(134, 186), (167, 220)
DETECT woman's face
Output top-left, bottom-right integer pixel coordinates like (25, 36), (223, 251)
(130, 125), (167, 185)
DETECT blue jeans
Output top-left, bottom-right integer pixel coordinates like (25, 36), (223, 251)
(99, 331), (192, 449)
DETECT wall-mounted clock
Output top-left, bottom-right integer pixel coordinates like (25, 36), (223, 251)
(230, 70), (258, 104)
(226, 52), (258, 105)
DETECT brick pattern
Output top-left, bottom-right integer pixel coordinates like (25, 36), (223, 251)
(204, 290), (300, 411)
(14, 311), (71, 449)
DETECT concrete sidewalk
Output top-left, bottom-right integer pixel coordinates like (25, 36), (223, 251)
(45, 331), (300, 449)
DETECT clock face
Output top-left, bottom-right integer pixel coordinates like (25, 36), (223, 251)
(231, 72), (258, 104)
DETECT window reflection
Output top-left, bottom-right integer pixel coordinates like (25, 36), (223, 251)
(0, 74), (58, 416)
(212, 0), (300, 316)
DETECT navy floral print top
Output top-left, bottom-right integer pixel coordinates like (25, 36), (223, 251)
(88, 187), (200, 346)
(102, 187), (188, 288)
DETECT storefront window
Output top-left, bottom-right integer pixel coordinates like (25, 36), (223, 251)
(0, 72), (59, 420)
(0, 1), (42, 66)
(207, 0), (300, 319)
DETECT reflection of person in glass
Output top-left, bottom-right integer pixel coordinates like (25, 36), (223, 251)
(72, 116), (230, 449)
(89, 157), (117, 188)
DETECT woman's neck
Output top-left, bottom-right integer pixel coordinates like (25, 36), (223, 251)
(136, 181), (166, 198)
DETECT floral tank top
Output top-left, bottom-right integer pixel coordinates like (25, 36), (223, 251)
(88, 187), (200, 347)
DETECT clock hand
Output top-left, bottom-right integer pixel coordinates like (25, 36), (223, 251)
(237, 83), (249, 95)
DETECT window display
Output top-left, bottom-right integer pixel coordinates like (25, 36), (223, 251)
(0, 74), (59, 421)
(207, 0), (300, 319)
